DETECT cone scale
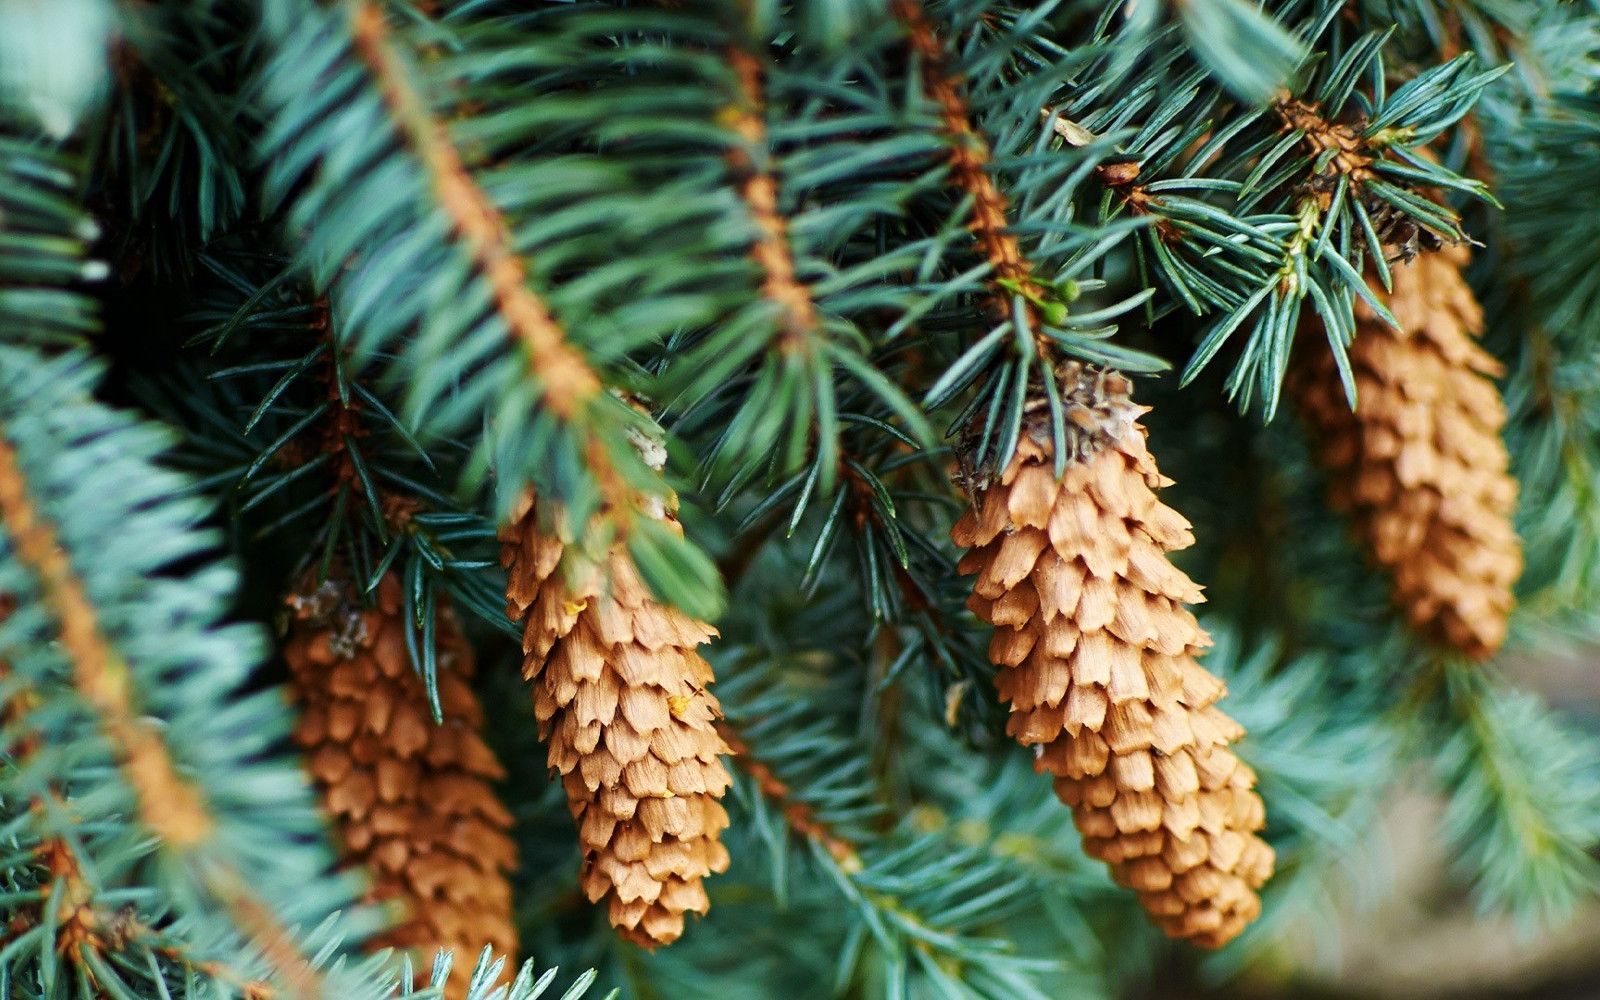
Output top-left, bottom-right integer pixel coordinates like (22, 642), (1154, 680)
(285, 574), (518, 997)
(952, 362), (1274, 948)
(1296, 245), (1521, 659)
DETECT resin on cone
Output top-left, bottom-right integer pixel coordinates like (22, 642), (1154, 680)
(285, 573), (518, 997)
(1296, 244), (1521, 659)
(501, 466), (731, 949)
(952, 362), (1274, 948)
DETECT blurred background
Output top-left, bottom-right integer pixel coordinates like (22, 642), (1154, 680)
(1147, 643), (1600, 1000)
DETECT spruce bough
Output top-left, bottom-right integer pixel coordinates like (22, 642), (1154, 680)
(2, 0), (1599, 997)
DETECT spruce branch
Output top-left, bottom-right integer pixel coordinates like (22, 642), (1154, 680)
(657, 7), (941, 493)
(0, 345), (385, 998)
(1507, 329), (1600, 613)
(164, 255), (516, 713)
(1060, 19), (1505, 416)
(96, 2), (256, 283)
(0, 822), (280, 1000)
(669, 35), (838, 487)
(710, 581), (1104, 996)
(1434, 665), (1600, 925)
(345, 2), (601, 423)
(340, 0), (639, 556)
(906, 1), (1162, 477)
(0, 673), (103, 980)
(1485, 82), (1600, 615)
(0, 414), (215, 851)
(258, 0), (728, 617)
(0, 387), (320, 997)
(6, 630), (283, 1000)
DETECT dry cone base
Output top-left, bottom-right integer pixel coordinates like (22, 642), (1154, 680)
(287, 574), (518, 994)
(503, 499), (731, 948)
(1297, 245), (1520, 659)
(954, 365), (1273, 947)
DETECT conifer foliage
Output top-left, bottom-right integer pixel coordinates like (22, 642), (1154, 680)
(3, 0), (1600, 998)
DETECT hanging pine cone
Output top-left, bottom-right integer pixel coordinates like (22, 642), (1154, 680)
(1295, 245), (1521, 659)
(952, 362), (1274, 948)
(285, 573), (518, 996)
(501, 492), (731, 949)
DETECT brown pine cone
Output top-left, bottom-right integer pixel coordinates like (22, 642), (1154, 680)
(501, 494), (731, 949)
(952, 362), (1274, 948)
(1296, 245), (1521, 659)
(285, 574), (518, 997)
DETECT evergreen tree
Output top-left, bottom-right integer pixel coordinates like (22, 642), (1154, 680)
(1, 0), (1598, 997)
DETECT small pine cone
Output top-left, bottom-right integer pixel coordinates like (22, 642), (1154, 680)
(501, 495), (732, 949)
(1295, 245), (1521, 659)
(286, 574), (518, 996)
(952, 363), (1274, 948)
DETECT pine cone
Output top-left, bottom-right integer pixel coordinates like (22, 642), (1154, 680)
(286, 574), (518, 997)
(1296, 245), (1521, 659)
(952, 363), (1274, 948)
(501, 495), (731, 949)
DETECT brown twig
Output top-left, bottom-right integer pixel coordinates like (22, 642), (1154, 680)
(717, 722), (862, 869)
(2, 644), (115, 964)
(309, 304), (364, 495)
(724, 47), (822, 353)
(894, 0), (1041, 315)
